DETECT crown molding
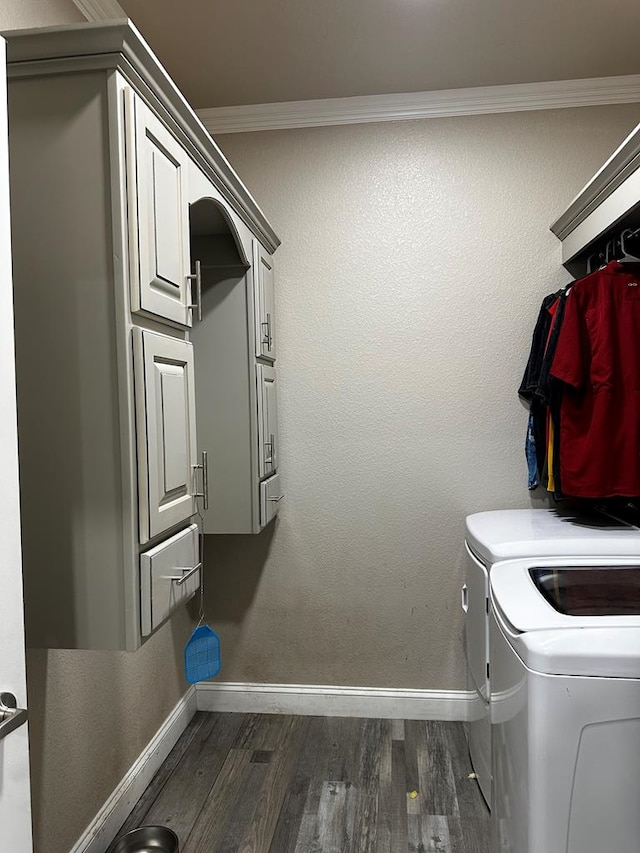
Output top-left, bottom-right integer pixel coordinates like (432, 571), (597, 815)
(4, 21), (280, 252)
(198, 75), (640, 135)
(72, 0), (127, 21)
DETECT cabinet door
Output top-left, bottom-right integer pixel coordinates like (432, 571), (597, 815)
(127, 90), (192, 327)
(260, 472), (284, 528)
(134, 329), (197, 542)
(257, 364), (278, 478)
(253, 242), (276, 361)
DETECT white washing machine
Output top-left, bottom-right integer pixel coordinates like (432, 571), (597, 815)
(463, 508), (640, 806)
(490, 557), (640, 853)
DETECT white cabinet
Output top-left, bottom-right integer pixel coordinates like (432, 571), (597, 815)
(133, 330), (198, 543)
(5, 21), (280, 648)
(254, 243), (276, 362)
(257, 363), (278, 479)
(126, 91), (192, 327)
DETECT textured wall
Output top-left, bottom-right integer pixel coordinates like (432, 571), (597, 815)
(0, 0), (83, 30)
(210, 105), (640, 690)
(26, 607), (194, 853)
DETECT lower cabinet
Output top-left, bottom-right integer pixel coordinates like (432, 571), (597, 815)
(140, 524), (200, 637)
(260, 473), (284, 528)
(133, 329), (199, 543)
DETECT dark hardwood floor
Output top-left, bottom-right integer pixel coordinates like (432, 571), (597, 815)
(116, 712), (490, 853)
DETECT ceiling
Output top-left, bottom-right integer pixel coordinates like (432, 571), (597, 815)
(117, 0), (640, 109)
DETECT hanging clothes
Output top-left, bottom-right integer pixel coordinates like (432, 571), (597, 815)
(519, 287), (567, 492)
(519, 290), (562, 489)
(539, 289), (569, 495)
(551, 259), (640, 497)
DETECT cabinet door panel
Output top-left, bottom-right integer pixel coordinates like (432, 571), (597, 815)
(257, 364), (278, 478)
(128, 91), (191, 327)
(134, 329), (197, 542)
(158, 365), (189, 492)
(254, 242), (276, 361)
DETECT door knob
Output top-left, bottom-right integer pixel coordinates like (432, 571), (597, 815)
(0, 692), (28, 742)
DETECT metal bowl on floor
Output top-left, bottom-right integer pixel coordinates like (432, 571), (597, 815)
(106, 826), (179, 853)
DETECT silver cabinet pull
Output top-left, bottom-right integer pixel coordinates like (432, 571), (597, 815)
(0, 692), (28, 742)
(170, 561), (202, 586)
(261, 313), (272, 351)
(264, 433), (275, 465)
(186, 260), (202, 323)
(192, 450), (209, 510)
(461, 583), (469, 614)
(267, 494), (285, 503)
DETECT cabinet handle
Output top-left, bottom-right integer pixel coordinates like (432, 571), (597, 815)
(0, 693), (28, 742)
(170, 562), (202, 586)
(264, 433), (275, 465)
(461, 583), (469, 614)
(186, 260), (202, 323)
(261, 313), (272, 351)
(192, 450), (209, 510)
(267, 494), (285, 502)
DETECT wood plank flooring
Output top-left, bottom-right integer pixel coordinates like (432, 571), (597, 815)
(116, 712), (490, 853)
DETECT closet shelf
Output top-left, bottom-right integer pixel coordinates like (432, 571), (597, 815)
(551, 121), (640, 275)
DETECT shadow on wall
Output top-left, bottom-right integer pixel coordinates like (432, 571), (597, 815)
(197, 522), (276, 622)
(25, 606), (194, 853)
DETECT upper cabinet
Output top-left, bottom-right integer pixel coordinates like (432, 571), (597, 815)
(254, 244), (276, 362)
(4, 21), (280, 650)
(188, 192), (282, 534)
(127, 92), (192, 327)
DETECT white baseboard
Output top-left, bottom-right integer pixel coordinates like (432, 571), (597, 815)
(69, 686), (197, 853)
(196, 682), (474, 722)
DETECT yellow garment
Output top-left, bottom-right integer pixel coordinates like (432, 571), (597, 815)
(547, 416), (555, 492)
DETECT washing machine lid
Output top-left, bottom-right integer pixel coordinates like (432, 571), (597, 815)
(465, 509), (639, 564)
(491, 559), (640, 676)
(514, 626), (640, 678)
(490, 557), (640, 633)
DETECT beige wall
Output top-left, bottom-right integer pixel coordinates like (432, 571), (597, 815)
(0, 0), (83, 30)
(211, 104), (640, 691)
(0, 5), (193, 853)
(26, 608), (193, 853)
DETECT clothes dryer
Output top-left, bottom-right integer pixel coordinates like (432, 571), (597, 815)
(463, 508), (639, 806)
(490, 557), (640, 853)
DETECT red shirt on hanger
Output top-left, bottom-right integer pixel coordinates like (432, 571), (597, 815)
(551, 260), (640, 498)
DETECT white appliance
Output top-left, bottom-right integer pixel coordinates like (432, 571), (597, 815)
(490, 557), (640, 853)
(463, 508), (640, 806)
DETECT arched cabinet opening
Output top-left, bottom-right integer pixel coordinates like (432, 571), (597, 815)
(189, 198), (280, 535)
